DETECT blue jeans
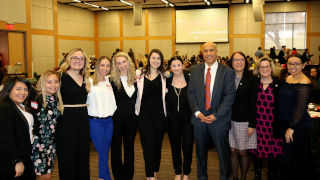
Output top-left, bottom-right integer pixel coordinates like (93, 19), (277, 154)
(89, 117), (113, 180)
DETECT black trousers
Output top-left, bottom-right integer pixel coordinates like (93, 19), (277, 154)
(55, 107), (90, 180)
(138, 110), (165, 177)
(168, 110), (194, 175)
(111, 114), (137, 180)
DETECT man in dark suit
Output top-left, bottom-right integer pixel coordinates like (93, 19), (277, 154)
(278, 45), (286, 64)
(187, 42), (236, 180)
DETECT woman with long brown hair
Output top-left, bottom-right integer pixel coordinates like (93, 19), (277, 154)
(135, 49), (167, 180)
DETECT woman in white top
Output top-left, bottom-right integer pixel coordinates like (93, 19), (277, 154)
(0, 77), (35, 179)
(87, 56), (117, 180)
(110, 52), (138, 180)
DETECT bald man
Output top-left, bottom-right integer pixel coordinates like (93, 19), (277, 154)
(187, 42), (236, 180)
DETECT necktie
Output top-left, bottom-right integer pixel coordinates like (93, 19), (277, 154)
(205, 67), (211, 111)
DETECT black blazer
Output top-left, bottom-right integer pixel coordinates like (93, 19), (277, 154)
(0, 97), (33, 176)
(249, 77), (283, 138)
(232, 73), (258, 127)
(111, 81), (137, 116)
(187, 62), (236, 130)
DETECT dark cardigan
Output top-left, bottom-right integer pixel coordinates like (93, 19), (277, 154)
(249, 76), (284, 138)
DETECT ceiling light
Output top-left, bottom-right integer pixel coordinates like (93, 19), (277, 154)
(73, 0), (81, 2)
(169, 3), (174, 7)
(120, 0), (133, 6)
(101, 7), (109, 10)
(203, 0), (210, 5)
(246, 0), (250, 3)
(84, 2), (99, 8)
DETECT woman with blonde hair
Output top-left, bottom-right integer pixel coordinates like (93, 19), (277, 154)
(250, 57), (283, 180)
(110, 52), (137, 180)
(87, 56), (117, 180)
(56, 48), (91, 180)
(31, 70), (63, 180)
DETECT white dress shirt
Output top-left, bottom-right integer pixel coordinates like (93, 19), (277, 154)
(120, 76), (135, 97)
(87, 76), (117, 118)
(17, 104), (34, 144)
(195, 60), (218, 118)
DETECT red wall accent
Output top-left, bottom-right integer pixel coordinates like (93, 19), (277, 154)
(0, 31), (9, 67)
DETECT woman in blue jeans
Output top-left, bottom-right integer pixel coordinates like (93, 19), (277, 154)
(86, 56), (117, 180)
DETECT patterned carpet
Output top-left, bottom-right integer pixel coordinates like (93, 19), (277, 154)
(51, 132), (261, 180)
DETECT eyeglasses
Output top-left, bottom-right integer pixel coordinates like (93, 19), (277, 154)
(232, 59), (245, 62)
(71, 56), (85, 62)
(287, 62), (302, 67)
(259, 65), (271, 69)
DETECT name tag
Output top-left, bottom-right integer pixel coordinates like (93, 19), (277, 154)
(31, 101), (38, 109)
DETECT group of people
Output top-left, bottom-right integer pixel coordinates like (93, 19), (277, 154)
(0, 41), (316, 180)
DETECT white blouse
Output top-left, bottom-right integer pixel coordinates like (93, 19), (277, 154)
(17, 104), (34, 144)
(87, 76), (117, 118)
(120, 76), (135, 97)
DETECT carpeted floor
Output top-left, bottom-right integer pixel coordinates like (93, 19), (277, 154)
(51, 132), (262, 180)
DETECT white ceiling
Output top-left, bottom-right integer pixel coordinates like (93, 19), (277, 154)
(57, 0), (305, 11)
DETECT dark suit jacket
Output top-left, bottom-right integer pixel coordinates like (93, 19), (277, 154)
(0, 97), (33, 176)
(278, 50), (286, 64)
(187, 62), (236, 130)
(231, 73), (258, 128)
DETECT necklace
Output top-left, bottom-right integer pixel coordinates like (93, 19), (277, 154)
(173, 87), (182, 112)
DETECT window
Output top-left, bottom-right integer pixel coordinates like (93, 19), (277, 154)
(265, 12), (306, 50)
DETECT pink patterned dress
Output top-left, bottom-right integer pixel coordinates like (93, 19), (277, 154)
(250, 83), (283, 158)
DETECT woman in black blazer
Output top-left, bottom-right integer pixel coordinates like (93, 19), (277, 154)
(228, 51), (258, 180)
(110, 52), (138, 180)
(250, 57), (284, 180)
(0, 77), (35, 180)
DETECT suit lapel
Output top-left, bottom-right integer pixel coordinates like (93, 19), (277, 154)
(198, 63), (205, 101)
(212, 63), (222, 102)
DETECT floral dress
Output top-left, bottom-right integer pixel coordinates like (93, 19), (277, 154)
(31, 95), (61, 175)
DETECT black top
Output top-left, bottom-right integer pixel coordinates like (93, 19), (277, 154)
(278, 50), (286, 64)
(278, 83), (312, 131)
(111, 81), (137, 116)
(60, 73), (88, 104)
(166, 74), (190, 115)
(0, 98), (32, 175)
(141, 74), (164, 114)
(231, 73), (258, 126)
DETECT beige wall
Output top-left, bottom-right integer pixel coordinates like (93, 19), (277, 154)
(1, 1), (320, 77)
(99, 41), (120, 58)
(0, 0), (26, 23)
(98, 11), (120, 38)
(148, 8), (172, 36)
(310, 1), (320, 64)
(59, 39), (95, 58)
(32, 35), (55, 74)
(31, 0), (53, 30)
(58, 3), (95, 37)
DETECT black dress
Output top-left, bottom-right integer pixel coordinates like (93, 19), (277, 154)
(278, 83), (314, 180)
(55, 73), (90, 180)
(138, 74), (166, 177)
(166, 75), (194, 175)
